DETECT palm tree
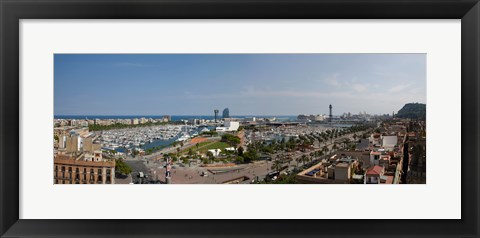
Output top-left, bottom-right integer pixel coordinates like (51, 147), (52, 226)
(318, 151), (324, 160)
(322, 145), (329, 156)
(293, 158), (300, 167)
(272, 159), (282, 172)
(332, 143), (338, 152)
(342, 138), (351, 149)
(301, 154), (308, 166)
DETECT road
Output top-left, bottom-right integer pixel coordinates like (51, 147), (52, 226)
(121, 130), (365, 184)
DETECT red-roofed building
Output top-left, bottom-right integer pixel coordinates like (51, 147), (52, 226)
(365, 165), (384, 184)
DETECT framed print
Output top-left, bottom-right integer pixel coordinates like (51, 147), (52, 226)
(1, 0), (479, 238)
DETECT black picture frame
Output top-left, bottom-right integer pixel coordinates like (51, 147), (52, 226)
(1, 0), (479, 237)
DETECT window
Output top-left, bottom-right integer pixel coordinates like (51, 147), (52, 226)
(75, 168), (80, 181)
(97, 168), (102, 182)
(106, 169), (111, 184)
(90, 168), (95, 182)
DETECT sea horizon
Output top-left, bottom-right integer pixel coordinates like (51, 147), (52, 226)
(54, 115), (299, 120)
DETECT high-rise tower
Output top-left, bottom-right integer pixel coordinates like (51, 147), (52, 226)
(329, 104), (333, 123)
(223, 108), (230, 119)
(214, 109), (219, 122)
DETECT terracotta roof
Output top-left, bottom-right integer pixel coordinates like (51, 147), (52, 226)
(366, 165), (384, 175)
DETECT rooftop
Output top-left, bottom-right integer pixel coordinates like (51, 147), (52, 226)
(366, 165), (384, 176)
(336, 163), (349, 168)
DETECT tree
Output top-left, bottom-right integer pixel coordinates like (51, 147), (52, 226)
(202, 158), (209, 164)
(181, 157), (189, 165)
(221, 134), (241, 147)
(349, 143), (357, 151)
(237, 146), (244, 156)
(318, 151), (324, 160)
(295, 157), (302, 166)
(341, 138), (351, 149)
(243, 149), (258, 163)
(236, 156), (245, 164)
(301, 154), (308, 166)
(115, 159), (133, 175)
(332, 143), (338, 151)
(206, 151), (215, 162)
(322, 145), (329, 155)
(272, 159), (282, 172)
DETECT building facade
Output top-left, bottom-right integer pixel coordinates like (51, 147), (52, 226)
(54, 155), (115, 184)
(223, 108), (230, 119)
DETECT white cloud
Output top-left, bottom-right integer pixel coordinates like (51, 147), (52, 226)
(388, 83), (413, 93)
(322, 73), (341, 87)
(351, 84), (367, 93)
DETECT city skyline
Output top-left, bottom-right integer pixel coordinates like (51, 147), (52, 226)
(54, 54), (426, 115)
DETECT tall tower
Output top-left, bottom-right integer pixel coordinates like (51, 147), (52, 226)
(329, 104), (333, 123)
(214, 109), (219, 122)
(222, 108), (230, 119)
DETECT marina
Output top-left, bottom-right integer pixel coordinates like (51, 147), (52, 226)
(97, 124), (214, 153)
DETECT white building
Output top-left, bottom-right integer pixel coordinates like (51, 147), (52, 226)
(382, 136), (398, 151)
(207, 149), (221, 157)
(216, 121), (240, 132)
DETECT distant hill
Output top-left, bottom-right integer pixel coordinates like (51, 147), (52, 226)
(396, 103), (426, 119)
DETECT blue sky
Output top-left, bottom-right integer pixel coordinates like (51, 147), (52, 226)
(54, 54), (426, 116)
